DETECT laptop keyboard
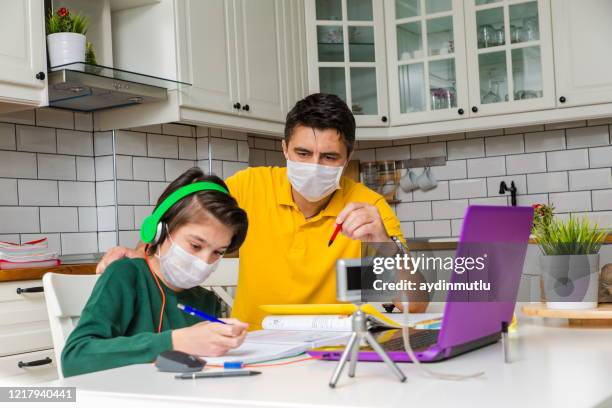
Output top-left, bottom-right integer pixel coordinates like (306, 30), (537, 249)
(382, 330), (439, 352)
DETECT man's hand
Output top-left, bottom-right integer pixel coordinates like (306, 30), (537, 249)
(336, 202), (390, 243)
(96, 246), (144, 274)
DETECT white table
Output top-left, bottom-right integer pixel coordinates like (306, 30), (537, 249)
(46, 319), (612, 408)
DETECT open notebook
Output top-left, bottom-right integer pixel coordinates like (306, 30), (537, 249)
(201, 307), (442, 365)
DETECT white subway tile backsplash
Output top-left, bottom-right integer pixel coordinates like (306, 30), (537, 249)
(134, 205), (154, 229)
(527, 172), (568, 193)
(524, 130), (565, 152)
(117, 181), (149, 205)
(593, 189), (612, 211)
(358, 140), (392, 149)
(74, 112), (93, 132)
(414, 220), (451, 238)
(211, 137), (238, 161)
(515, 194), (549, 206)
(133, 157), (165, 181)
(250, 149), (266, 167)
(36, 108), (73, 129)
(467, 156), (506, 178)
(504, 124), (545, 135)
(468, 196), (509, 206)
(0, 123), (16, 150)
(486, 175), (527, 197)
(166, 159), (195, 181)
(447, 138), (484, 160)
(132, 124), (162, 134)
(59, 181), (96, 206)
(400, 221), (414, 238)
(179, 137), (197, 160)
(197, 138), (209, 160)
(119, 230), (140, 247)
(431, 160), (466, 181)
(196, 126), (209, 138)
(222, 129), (248, 140)
(428, 133), (464, 143)
(76, 157), (95, 181)
(115, 130), (147, 156)
(61, 232), (98, 255)
(396, 202), (431, 221)
(548, 191), (591, 213)
(94, 132), (113, 156)
(0, 207), (39, 233)
(0, 234), (21, 244)
(466, 128), (503, 139)
(449, 179), (487, 199)
(0, 110), (35, 125)
(18, 180), (58, 206)
(222, 161), (248, 179)
(506, 153), (546, 175)
(162, 123), (194, 137)
(95, 156), (113, 181)
(78, 207), (98, 232)
(147, 134), (179, 158)
(37, 154), (76, 180)
(57, 130), (93, 156)
(451, 218), (463, 236)
(569, 168), (612, 190)
(96, 181), (115, 207)
(432, 199), (468, 219)
(589, 146), (612, 168)
(0, 151), (36, 178)
(352, 149), (375, 162)
(97, 206), (116, 231)
(210, 128), (222, 138)
(375, 145), (410, 161)
(485, 134), (524, 156)
(0, 179), (18, 205)
(265, 151), (285, 167)
(413, 181), (450, 201)
(566, 126), (610, 148)
(253, 137), (277, 150)
(117, 155), (133, 180)
(392, 136), (428, 145)
(581, 211), (612, 229)
(16, 125), (56, 153)
(118, 206), (134, 230)
(410, 142), (446, 159)
(148, 182), (169, 205)
(547, 149), (589, 171)
(98, 231), (117, 252)
(545, 120), (586, 130)
(40, 207), (78, 232)
(237, 141), (249, 162)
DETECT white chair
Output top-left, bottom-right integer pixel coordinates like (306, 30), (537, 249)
(202, 258), (239, 308)
(42, 273), (100, 379)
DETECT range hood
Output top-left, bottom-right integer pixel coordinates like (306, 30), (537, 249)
(48, 63), (190, 112)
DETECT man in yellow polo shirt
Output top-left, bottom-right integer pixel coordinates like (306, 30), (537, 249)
(97, 93), (425, 327)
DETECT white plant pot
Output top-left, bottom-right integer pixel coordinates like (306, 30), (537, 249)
(47, 32), (86, 70)
(540, 254), (599, 310)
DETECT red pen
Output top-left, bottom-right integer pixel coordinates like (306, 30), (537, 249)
(328, 223), (342, 247)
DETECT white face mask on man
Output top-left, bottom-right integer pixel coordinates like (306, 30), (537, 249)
(157, 235), (221, 289)
(286, 159), (344, 202)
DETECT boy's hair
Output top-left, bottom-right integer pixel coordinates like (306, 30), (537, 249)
(284, 93), (356, 155)
(145, 168), (248, 256)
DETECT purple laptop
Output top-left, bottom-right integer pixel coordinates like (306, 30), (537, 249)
(308, 205), (534, 363)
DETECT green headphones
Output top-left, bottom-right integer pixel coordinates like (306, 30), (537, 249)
(140, 181), (229, 244)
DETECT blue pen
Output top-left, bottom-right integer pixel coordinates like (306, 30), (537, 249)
(177, 303), (227, 324)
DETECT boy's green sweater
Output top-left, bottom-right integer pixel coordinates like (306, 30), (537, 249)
(61, 258), (221, 377)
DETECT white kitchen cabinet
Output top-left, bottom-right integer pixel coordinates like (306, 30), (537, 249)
(176, 0), (287, 123)
(463, 0), (555, 117)
(385, 0), (470, 125)
(305, 0), (390, 127)
(551, 0), (612, 108)
(0, 0), (47, 111)
(0, 349), (57, 385)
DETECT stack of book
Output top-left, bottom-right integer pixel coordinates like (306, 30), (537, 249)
(0, 238), (60, 270)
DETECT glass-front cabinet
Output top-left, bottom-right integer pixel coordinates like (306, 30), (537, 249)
(305, 0), (389, 127)
(385, 0), (470, 125)
(464, 0), (555, 116)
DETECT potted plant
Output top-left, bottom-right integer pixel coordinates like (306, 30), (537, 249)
(46, 7), (89, 69)
(533, 215), (607, 310)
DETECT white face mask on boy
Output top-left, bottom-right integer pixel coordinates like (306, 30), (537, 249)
(286, 159), (344, 202)
(157, 236), (221, 289)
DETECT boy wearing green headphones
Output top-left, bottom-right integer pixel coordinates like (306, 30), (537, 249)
(61, 169), (249, 377)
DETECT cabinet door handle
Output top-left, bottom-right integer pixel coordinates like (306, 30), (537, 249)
(35, 72), (46, 80)
(381, 116), (388, 122)
(18, 357), (52, 368)
(242, 104), (250, 111)
(559, 96), (566, 103)
(458, 108), (465, 115)
(233, 102), (241, 110)
(16, 286), (44, 294)
(471, 106), (479, 113)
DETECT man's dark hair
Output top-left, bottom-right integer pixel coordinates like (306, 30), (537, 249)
(284, 93), (356, 154)
(145, 168), (248, 256)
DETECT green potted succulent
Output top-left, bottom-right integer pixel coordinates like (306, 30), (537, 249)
(46, 7), (89, 69)
(533, 214), (607, 310)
